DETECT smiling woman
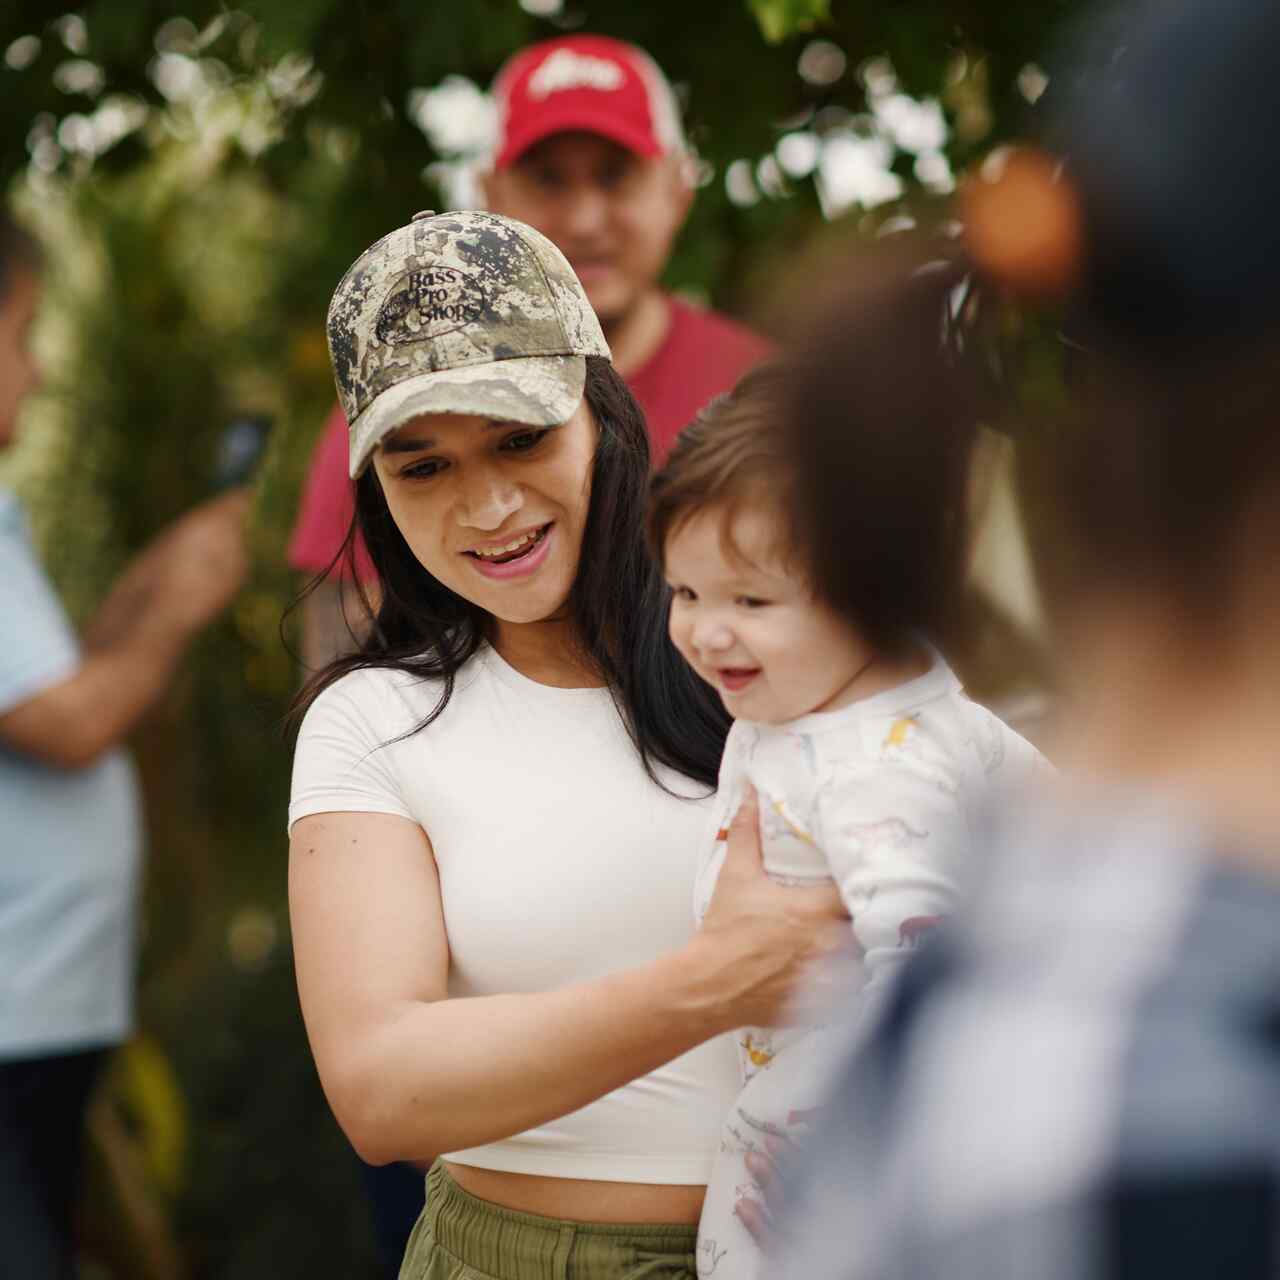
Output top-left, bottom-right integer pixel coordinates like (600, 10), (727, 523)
(286, 211), (850, 1280)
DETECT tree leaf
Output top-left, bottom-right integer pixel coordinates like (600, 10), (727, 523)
(747, 0), (831, 44)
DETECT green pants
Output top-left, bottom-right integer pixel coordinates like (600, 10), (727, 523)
(399, 1163), (700, 1280)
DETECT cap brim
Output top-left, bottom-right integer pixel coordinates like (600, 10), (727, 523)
(348, 354), (586, 478)
(498, 110), (663, 169)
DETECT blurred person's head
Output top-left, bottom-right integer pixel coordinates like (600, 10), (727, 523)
(957, 0), (1280, 830)
(966, 0), (1280, 651)
(767, 257), (980, 686)
(1051, 0), (1280, 631)
(650, 357), (963, 724)
(478, 36), (693, 330)
(0, 215), (42, 448)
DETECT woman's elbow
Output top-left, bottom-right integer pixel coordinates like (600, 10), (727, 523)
(324, 1062), (433, 1167)
(346, 1125), (401, 1168)
(325, 1071), (396, 1164)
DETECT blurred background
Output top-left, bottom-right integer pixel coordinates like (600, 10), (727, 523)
(0, 1), (1073, 1274)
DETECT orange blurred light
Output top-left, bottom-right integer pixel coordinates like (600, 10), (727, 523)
(962, 146), (1083, 301)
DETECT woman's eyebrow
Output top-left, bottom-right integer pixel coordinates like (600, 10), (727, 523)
(382, 420), (552, 454)
(494, 419), (562, 432)
(382, 434), (435, 454)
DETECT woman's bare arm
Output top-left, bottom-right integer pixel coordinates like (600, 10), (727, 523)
(289, 794), (847, 1166)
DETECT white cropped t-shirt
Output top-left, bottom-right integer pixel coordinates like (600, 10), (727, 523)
(289, 645), (739, 1184)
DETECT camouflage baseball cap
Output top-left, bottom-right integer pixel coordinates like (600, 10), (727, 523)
(327, 210), (611, 477)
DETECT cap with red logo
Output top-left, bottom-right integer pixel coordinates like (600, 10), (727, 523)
(490, 35), (686, 171)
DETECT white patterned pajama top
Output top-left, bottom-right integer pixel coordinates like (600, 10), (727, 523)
(692, 655), (1044, 1279)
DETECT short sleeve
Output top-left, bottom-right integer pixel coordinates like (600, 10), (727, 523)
(0, 495), (80, 715)
(815, 761), (967, 1007)
(288, 672), (416, 833)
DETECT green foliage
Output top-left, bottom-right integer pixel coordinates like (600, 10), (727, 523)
(748, 0), (831, 44)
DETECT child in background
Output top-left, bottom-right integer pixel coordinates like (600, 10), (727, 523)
(650, 361), (1044, 1278)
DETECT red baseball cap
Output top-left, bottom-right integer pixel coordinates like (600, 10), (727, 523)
(490, 35), (685, 171)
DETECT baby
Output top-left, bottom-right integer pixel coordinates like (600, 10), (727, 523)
(650, 364), (1044, 1278)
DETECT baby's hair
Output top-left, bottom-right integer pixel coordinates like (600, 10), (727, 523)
(648, 362), (802, 577)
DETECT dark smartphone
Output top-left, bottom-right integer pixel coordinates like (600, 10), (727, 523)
(212, 414), (272, 490)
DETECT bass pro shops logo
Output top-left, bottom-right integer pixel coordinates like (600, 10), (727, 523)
(376, 267), (486, 344)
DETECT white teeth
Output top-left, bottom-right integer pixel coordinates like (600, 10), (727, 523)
(471, 528), (541, 559)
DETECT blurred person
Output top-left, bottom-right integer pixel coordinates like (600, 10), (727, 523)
(650, 355), (1043, 1279)
(288, 210), (846, 1280)
(0, 214), (249, 1280)
(290, 33), (770, 671)
(762, 2), (1280, 1276)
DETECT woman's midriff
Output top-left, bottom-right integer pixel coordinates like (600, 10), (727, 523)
(442, 1161), (706, 1225)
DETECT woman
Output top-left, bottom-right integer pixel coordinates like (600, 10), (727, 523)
(288, 210), (847, 1279)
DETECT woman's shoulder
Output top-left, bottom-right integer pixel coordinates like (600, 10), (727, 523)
(298, 658), (466, 743)
(311, 659), (445, 702)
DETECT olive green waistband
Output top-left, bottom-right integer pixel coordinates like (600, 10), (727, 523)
(414, 1162), (699, 1280)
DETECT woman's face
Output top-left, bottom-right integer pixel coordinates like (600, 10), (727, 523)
(370, 398), (597, 625)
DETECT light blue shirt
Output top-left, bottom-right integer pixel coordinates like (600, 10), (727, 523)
(0, 489), (142, 1060)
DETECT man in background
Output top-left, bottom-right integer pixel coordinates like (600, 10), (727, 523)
(0, 215), (248, 1280)
(290, 33), (771, 669)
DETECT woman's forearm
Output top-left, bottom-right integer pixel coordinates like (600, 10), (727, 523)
(334, 938), (728, 1165)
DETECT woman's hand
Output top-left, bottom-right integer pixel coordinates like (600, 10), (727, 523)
(692, 787), (854, 1032)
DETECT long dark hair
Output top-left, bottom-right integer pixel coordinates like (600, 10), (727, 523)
(292, 355), (730, 791)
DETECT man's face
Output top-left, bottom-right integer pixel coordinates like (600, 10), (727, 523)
(483, 132), (692, 327)
(0, 267), (41, 448)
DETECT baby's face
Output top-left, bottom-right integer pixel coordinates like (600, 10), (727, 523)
(664, 504), (873, 724)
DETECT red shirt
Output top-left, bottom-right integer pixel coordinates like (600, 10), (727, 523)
(287, 297), (772, 577)
(626, 297), (773, 463)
